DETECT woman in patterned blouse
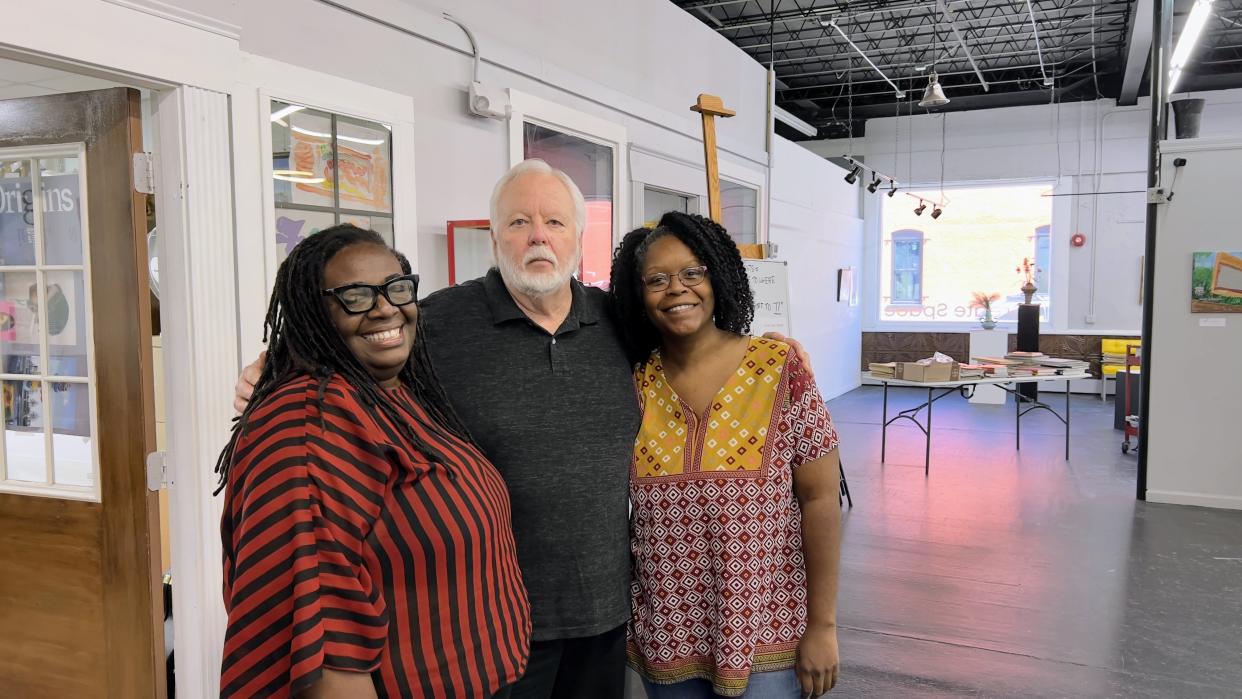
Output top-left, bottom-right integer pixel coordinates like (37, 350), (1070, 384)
(217, 225), (530, 698)
(610, 212), (843, 698)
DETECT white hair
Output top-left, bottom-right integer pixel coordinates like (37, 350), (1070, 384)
(489, 159), (587, 237)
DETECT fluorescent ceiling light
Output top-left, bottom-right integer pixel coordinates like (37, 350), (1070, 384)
(289, 125), (387, 146)
(270, 104), (306, 122)
(273, 169), (325, 184)
(1168, 0), (1215, 95)
(773, 105), (818, 138)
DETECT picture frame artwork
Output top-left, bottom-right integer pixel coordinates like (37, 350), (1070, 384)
(1191, 251), (1242, 313)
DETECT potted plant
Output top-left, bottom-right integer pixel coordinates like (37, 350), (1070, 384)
(970, 291), (1002, 329)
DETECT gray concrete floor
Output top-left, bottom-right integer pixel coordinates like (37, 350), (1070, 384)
(627, 386), (1242, 698)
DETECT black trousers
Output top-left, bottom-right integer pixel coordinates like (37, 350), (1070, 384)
(508, 623), (627, 699)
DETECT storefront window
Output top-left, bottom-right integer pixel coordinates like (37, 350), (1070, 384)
(270, 100), (393, 263)
(720, 179), (758, 244)
(643, 186), (693, 228)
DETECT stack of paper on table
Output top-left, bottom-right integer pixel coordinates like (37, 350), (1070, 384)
(869, 362), (896, 378)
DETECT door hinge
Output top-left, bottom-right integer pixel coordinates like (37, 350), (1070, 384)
(146, 451), (169, 491)
(134, 152), (155, 194)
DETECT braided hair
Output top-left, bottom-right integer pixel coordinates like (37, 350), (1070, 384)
(214, 224), (474, 493)
(609, 211), (755, 364)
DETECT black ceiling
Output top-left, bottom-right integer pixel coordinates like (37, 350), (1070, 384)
(671, 0), (1242, 139)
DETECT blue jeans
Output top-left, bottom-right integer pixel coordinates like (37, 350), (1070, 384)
(642, 670), (803, 699)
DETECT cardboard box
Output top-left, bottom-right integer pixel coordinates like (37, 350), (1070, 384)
(895, 361), (960, 382)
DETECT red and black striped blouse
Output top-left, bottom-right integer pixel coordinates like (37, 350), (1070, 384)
(220, 375), (531, 698)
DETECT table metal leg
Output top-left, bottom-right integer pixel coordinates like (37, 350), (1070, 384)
(1065, 379), (1071, 460)
(881, 381), (889, 463)
(1015, 384), (1021, 451)
(925, 387), (933, 475)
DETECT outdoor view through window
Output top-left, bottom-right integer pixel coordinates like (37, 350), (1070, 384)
(880, 183), (1053, 324)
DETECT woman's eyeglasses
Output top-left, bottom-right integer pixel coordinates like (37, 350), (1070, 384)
(642, 265), (708, 293)
(322, 274), (420, 314)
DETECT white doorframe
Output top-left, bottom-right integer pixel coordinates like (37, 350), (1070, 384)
(153, 84), (236, 699)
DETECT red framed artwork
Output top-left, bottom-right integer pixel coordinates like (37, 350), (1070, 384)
(446, 219), (491, 286)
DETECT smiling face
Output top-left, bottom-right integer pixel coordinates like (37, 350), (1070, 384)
(640, 234), (715, 341)
(322, 243), (416, 388)
(492, 171), (582, 297)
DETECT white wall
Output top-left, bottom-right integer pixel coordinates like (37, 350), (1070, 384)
(1146, 137), (1242, 510)
(769, 136), (864, 400)
(805, 91), (1242, 335)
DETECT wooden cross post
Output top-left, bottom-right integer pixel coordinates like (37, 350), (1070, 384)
(691, 93), (736, 224)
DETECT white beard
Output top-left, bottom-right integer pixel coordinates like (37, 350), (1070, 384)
(496, 245), (581, 297)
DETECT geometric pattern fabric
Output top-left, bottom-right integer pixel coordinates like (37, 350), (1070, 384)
(627, 338), (840, 696)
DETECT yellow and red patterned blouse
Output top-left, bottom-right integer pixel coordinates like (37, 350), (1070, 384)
(626, 337), (839, 697)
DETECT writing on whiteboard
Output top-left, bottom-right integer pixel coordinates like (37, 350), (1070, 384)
(744, 259), (790, 336)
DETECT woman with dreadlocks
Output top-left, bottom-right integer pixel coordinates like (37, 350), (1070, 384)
(217, 225), (530, 699)
(610, 212), (843, 698)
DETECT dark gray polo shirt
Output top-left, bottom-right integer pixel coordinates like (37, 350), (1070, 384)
(419, 268), (640, 641)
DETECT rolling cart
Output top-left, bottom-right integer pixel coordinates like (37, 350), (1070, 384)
(1121, 344), (1141, 454)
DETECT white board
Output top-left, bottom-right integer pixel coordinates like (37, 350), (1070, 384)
(744, 258), (790, 336)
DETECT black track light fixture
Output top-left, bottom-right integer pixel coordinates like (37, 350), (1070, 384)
(930, 207), (943, 219)
(844, 165), (862, 184)
(867, 174), (882, 193)
(914, 200), (927, 216)
(887, 180), (899, 197)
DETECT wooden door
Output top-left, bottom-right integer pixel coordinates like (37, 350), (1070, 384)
(0, 88), (163, 698)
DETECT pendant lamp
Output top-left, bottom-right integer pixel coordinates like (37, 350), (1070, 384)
(919, 71), (950, 108)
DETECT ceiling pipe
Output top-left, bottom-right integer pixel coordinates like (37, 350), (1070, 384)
(936, 0), (991, 91)
(1023, 0), (1055, 85)
(822, 18), (906, 98)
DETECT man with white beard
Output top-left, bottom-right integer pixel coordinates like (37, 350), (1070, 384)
(414, 159), (641, 697)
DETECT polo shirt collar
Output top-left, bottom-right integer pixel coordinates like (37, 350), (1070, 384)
(482, 267), (600, 330)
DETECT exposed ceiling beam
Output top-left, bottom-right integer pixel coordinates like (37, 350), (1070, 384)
(1119, 0), (1153, 103)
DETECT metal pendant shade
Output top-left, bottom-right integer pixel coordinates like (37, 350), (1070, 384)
(919, 72), (950, 108)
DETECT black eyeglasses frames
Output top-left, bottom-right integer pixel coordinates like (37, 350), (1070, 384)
(322, 274), (420, 314)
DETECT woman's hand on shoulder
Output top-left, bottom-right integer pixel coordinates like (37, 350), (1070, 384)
(795, 622), (840, 696)
(761, 332), (815, 379)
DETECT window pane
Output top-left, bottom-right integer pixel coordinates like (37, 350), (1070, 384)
(881, 184), (1052, 322)
(0, 158), (37, 266)
(3, 379), (45, 483)
(45, 271), (87, 377)
(523, 122), (614, 288)
(720, 180), (757, 244)
(40, 157), (83, 266)
(274, 208), (336, 264)
(0, 270), (40, 375)
(51, 382), (92, 487)
(336, 115), (393, 214)
(272, 101), (335, 208)
(643, 188), (692, 228)
(368, 217), (395, 248)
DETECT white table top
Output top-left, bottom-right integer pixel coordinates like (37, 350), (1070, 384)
(866, 371), (1092, 388)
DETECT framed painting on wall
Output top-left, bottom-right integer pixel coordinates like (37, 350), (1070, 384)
(1191, 251), (1242, 313)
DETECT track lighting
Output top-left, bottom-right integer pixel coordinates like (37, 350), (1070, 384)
(867, 175), (882, 193)
(914, 200), (927, 216)
(888, 181), (899, 197)
(931, 207), (944, 219)
(844, 165), (861, 184)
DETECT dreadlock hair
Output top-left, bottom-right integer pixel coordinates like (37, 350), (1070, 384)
(609, 211), (755, 364)
(214, 223), (475, 494)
